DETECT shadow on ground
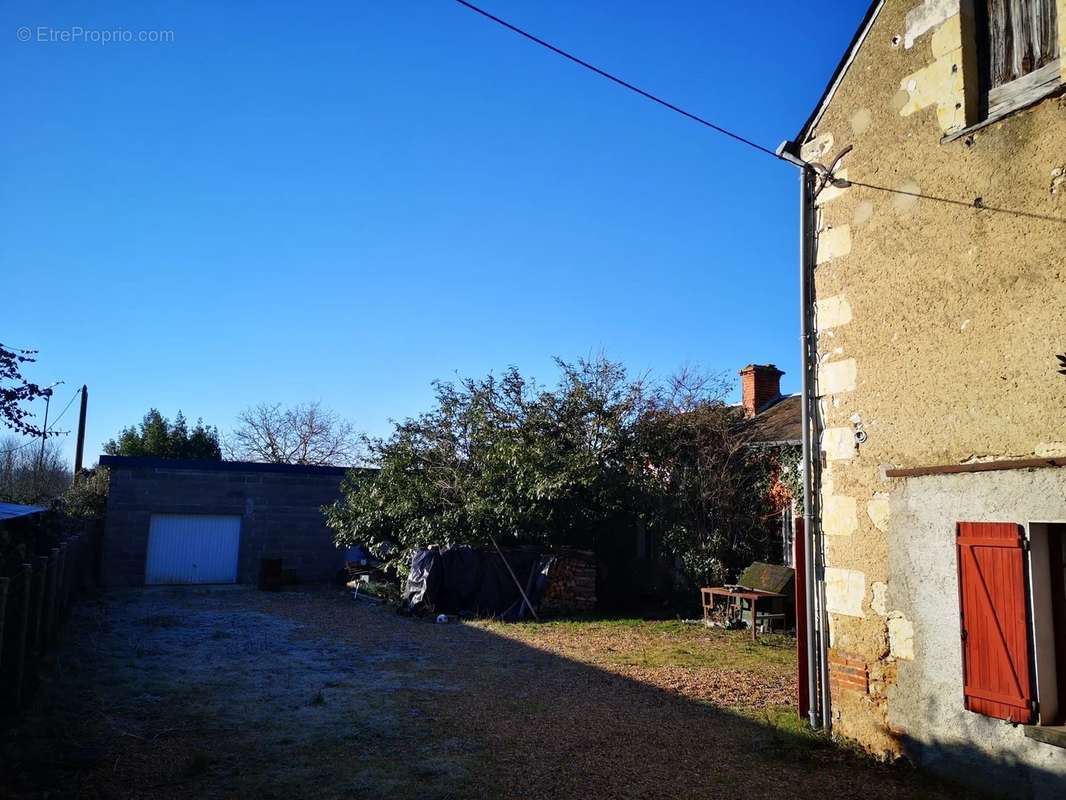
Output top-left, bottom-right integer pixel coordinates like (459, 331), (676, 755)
(1, 587), (971, 799)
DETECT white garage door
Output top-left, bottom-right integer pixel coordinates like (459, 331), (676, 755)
(145, 514), (241, 585)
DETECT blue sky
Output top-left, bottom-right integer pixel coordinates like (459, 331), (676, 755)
(2, 1), (869, 464)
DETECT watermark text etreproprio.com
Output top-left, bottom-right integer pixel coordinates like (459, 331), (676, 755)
(16, 26), (175, 44)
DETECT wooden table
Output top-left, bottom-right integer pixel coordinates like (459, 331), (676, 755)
(701, 586), (787, 641)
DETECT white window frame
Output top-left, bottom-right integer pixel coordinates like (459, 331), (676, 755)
(1026, 521), (1066, 726)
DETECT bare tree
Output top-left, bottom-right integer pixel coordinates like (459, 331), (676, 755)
(225, 402), (360, 466)
(0, 434), (71, 504)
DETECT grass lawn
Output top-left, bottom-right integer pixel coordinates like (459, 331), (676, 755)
(481, 617), (797, 708)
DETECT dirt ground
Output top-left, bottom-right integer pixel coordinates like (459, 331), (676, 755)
(1, 588), (965, 799)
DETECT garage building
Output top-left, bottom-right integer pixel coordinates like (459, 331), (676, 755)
(100, 455), (351, 587)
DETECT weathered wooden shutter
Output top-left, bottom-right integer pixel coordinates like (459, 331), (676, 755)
(984, 0), (1060, 86)
(956, 522), (1035, 723)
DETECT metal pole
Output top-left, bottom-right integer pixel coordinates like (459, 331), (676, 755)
(37, 389), (52, 478)
(817, 531), (833, 732)
(74, 385), (88, 475)
(799, 165), (821, 728)
(487, 532), (539, 622)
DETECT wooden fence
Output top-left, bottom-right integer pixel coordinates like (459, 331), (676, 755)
(0, 521), (100, 715)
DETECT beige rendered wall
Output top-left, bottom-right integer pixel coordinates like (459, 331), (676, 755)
(801, 0), (1066, 761)
(886, 469), (1066, 796)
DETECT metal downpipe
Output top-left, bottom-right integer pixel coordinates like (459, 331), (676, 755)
(799, 164), (833, 731)
(798, 165), (820, 729)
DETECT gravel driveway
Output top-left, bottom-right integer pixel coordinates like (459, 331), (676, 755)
(1, 588), (961, 799)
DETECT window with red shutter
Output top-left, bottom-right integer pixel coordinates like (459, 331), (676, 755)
(956, 522), (1035, 723)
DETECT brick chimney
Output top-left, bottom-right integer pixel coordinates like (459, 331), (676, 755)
(739, 364), (784, 418)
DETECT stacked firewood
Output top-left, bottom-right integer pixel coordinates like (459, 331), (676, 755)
(540, 549), (597, 613)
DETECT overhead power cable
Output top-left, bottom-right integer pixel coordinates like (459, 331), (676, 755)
(0, 386), (79, 455)
(45, 386), (81, 433)
(839, 178), (1066, 224)
(452, 0), (1066, 224)
(453, 0), (780, 160)
(0, 438), (37, 456)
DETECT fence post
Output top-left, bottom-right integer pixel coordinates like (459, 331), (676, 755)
(46, 547), (59, 643)
(66, 536), (78, 607)
(69, 535), (80, 605)
(0, 577), (9, 676)
(56, 542), (68, 622)
(13, 564), (33, 709)
(76, 532), (86, 594)
(33, 556), (49, 655)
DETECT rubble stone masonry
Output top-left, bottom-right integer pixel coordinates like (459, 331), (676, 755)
(802, 0), (1066, 772)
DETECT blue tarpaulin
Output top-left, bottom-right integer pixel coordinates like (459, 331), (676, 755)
(0, 502), (46, 521)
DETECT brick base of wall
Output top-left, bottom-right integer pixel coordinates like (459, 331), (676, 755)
(829, 649), (870, 695)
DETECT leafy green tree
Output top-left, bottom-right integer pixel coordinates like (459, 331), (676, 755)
(635, 398), (779, 586)
(326, 357), (789, 594)
(104, 409), (221, 460)
(326, 358), (649, 576)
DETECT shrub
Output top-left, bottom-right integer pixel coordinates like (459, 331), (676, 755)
(326, 357), (793, 593)
(59, 466), (110, 519)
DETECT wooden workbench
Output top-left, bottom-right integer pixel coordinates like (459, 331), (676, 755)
(701, 586), (786, 641)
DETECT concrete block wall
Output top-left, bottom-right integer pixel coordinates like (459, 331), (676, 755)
(101, 457), (349, 587)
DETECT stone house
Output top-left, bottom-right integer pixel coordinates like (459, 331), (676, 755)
(778, 0), (1066, 795)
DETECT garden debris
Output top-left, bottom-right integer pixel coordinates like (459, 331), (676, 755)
(400, 546), (571, 618)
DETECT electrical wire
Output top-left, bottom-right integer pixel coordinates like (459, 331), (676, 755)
(0, 438), (38, 456)
(0, 386), (78, 455)
(44, 386), (80, 434)
(453, 0), (780, 160)
(452, 0), (1066, 225)
(840, 178), (1066, 224)
(0, 343), (40, 355)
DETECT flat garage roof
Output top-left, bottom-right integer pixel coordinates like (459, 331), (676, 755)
(99, 455), (352, 477)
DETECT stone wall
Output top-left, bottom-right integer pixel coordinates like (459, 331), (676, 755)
(102, 457), (348, 587)
(798, 0), (1066, 778)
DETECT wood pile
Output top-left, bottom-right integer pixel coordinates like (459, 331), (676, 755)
(540, 550), (597, 613)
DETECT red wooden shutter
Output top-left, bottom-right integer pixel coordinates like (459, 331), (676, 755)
(956, 522), (1034, 723)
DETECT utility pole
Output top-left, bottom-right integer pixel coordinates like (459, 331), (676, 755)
(74, 385), (88, 475)
(35, 380), (64, 480)
(37, 388), (53, 477)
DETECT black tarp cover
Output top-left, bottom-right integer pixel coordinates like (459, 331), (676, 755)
(401, 545), (553, 620)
